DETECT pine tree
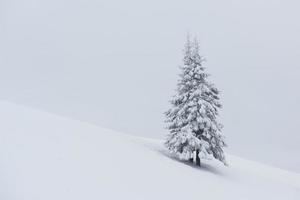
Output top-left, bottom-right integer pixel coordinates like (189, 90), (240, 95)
(165, 37), (227, 166)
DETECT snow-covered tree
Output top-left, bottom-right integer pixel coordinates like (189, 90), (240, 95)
(165, 37), (227, 166)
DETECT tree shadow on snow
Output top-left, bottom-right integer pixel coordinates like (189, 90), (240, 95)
(157, 148), (225, 176)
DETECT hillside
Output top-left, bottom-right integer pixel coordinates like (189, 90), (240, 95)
(0, 101), (299, 200)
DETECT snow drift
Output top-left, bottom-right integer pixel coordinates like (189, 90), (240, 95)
(0, 101), (299, 200)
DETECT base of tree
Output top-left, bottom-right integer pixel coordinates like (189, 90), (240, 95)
(196, 149), (201, 166)
(188, 150), (201, 167)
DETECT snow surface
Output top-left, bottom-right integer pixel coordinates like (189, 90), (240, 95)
(0, 101), (299, 200)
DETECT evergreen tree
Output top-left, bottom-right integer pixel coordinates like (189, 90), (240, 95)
(165, 37), (227, 166)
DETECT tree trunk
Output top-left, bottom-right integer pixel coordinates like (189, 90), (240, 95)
(196, 149), (201, 166)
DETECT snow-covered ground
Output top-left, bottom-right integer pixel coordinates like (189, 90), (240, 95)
(0, 101), (299, 200)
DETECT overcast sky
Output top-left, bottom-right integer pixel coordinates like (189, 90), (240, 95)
(1, 0), (300, 172)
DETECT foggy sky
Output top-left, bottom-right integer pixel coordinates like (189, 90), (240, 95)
(1, 0), (300, 172)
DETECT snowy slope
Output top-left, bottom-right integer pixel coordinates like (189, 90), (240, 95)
(0, 101), (299, 200)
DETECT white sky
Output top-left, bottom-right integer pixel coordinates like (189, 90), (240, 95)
(1, 0), (300, 172)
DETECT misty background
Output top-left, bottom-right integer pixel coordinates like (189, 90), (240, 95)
(1, 0), (300, 172)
